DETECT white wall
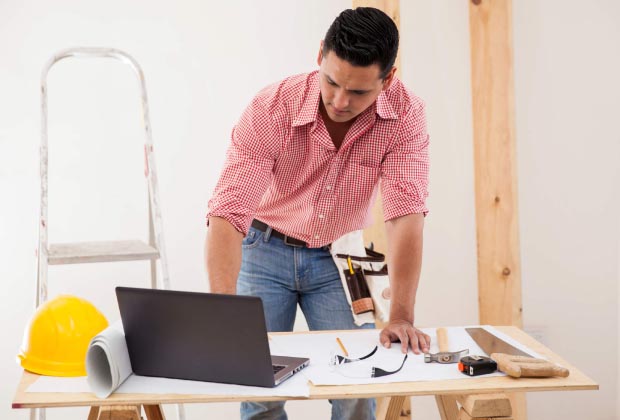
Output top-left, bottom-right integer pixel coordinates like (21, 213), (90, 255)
(513, 1), (619, 418)
(1, 1), (618, 419)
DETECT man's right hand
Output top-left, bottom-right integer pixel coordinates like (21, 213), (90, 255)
(379, 319), (430, 354)
(205, 217), (244, 294)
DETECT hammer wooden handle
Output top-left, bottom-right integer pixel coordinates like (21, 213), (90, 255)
(437, 327), (449, 352)
(491, 353), (570, 378)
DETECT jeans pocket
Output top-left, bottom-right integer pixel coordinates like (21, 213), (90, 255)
(242, 229), (264, 249)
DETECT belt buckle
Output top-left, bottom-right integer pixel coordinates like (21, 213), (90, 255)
(284, 236), (305, 248)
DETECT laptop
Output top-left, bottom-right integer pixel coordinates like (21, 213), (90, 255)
(115, 286), (309, 387)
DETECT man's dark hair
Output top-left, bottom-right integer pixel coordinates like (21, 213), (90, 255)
(323, 7), (399, 79)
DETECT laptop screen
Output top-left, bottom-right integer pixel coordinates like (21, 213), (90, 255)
(116, 287), (278, 387)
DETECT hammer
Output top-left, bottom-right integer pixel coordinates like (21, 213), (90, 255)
(424, 327), (469, 363)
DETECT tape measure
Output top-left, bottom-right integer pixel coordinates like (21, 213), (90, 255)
(458, 355), (497, 376)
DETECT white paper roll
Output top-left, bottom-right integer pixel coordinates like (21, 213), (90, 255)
(85, 321), (133, 398)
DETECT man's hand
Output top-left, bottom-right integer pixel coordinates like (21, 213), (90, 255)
(382, 214), (427, 354)
(379, 319), (431, 354)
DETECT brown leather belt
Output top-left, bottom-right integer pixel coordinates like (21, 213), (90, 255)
(251, 220), (308, 247)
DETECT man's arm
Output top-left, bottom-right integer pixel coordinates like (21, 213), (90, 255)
(205, 216), (244, 294)
(379, 212), (430, 354)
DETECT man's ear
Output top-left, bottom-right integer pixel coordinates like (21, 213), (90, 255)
(382, 67), (397, 90)
(317, 41), (324, 66)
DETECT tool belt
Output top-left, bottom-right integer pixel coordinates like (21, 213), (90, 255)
(330, 230), (391, 326)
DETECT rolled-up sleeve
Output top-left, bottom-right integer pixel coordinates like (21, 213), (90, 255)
(380, 102), (430, 221)
(206, 96), (280, 234)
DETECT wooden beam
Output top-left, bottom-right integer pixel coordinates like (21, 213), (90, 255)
(469, 0), (523, 328)
(469, 0), (525, 419)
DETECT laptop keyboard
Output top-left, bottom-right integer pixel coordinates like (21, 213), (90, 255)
(272, 364), (286, 374)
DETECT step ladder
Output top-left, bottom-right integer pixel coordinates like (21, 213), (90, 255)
(33, 47), (185, 420)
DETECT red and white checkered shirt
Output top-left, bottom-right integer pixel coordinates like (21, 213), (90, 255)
(207, 71), (429, 248)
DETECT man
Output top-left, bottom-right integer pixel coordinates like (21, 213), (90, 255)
(206, 7), (430, 420)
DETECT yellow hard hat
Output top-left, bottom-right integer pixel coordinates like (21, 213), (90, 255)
(17, 295), (109, 377)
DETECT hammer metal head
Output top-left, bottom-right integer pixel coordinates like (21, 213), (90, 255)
(424, 349), (469, 364)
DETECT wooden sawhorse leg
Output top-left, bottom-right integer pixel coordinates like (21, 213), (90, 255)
(87, 404), (166, 420)
(377, 392), (515, 420)
(376, 396), (410, 420)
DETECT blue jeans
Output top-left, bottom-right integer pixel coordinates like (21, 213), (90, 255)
(237, 225), (376, 420)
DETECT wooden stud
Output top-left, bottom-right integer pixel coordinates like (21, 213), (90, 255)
(469, 0), (523, 327)
(469, 0), (525, 418)
(456, 394), (512, 417)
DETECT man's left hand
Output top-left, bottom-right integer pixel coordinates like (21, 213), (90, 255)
(379, 320), (431, 354)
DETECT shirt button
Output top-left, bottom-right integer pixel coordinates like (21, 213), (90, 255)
(318, 214), (325, 219)
(314, 235), (320, 239)
(325, 185), (332, 190)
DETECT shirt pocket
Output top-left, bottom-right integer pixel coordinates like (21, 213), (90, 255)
(349, 153), (383, 170)
(348, 139), (386, 169)
(338, 162), (381, 204)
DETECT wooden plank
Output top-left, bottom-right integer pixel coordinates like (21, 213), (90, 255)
(469, 1), (526, 418)
(11, 327), (598, 409)
(436, 395), (459, 420)
(456, 393), (512, 417)
(48, 240), (159, 264)
(467, 1), (526, 418)
(469, 0), (522, 328)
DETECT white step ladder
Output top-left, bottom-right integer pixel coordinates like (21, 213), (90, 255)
(33, 47), (184, 420)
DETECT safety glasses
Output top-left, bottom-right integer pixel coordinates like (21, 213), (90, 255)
(328, 346), (408, 378)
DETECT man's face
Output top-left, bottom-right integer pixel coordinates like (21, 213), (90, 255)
(317, 46), (395, 123)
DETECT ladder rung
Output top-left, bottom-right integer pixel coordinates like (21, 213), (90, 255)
(48, 240), (159, 265)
